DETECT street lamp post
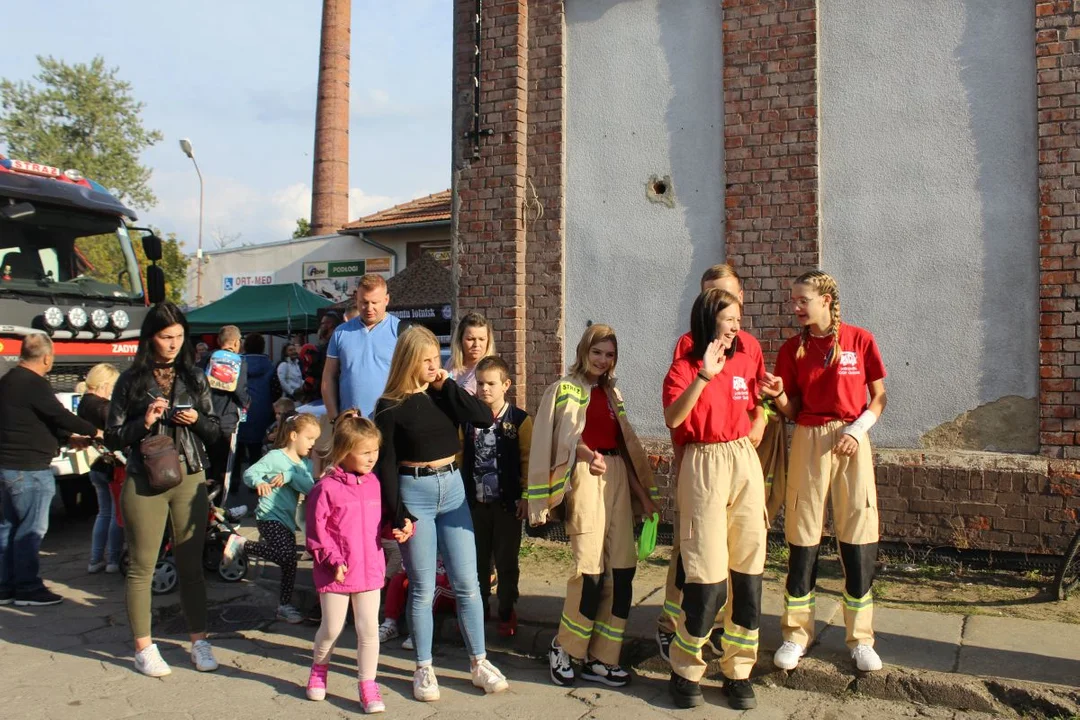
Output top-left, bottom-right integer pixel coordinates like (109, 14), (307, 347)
(179, 138), (205, 306)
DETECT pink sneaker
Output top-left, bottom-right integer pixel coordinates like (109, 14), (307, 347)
(306, 663), (329, 701)
(359, 680), (385, 714)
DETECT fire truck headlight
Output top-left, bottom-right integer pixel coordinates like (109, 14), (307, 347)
(110, 310), (130, 330)
(90, 308), (110, 330)
(43, 306), (64, 329)
(67, 307), (88, 329)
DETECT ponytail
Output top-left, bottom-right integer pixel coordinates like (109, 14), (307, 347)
(793, 270), (841, 366)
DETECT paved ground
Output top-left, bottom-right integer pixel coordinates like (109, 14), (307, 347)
(0, 515), (1076, 718)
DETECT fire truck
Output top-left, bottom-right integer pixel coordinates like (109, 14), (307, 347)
(0, 155), (166, 515)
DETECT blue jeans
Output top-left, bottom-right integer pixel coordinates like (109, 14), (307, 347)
(89, 469), (124, 566)
(399, 468), (486, 664)
(0, 469), (56, 595)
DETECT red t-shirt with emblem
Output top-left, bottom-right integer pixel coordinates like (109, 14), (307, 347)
(774, 323), (886, 426)
(663, 351), (758, 445)
(581, 385), (620, 451)
(673, 330), (766, 382)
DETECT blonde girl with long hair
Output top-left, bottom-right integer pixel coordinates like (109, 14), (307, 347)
(77, 363), (122, 574)
(763, 270), (888, 673)
(529, 324), (659, 689)
(304, 417), (392, 713)
(373, 325), (510, 702)
(448, 312), (496, 394)
(223, 413), (320, 624)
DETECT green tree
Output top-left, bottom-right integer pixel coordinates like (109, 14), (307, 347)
(0, 55), (163, 209)
(78, 230), (190, 305)
(293, 217), (312, 239)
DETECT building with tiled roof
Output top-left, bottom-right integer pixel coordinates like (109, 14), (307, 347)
(340, 190), (450, 232)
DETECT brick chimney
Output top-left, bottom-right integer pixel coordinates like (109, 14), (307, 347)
(310, 0), (350, 236)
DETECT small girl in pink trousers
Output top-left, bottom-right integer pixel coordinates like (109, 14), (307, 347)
(304, 416), (414, 713)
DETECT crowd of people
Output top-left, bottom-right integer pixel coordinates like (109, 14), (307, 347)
(0, 266), (888, 714)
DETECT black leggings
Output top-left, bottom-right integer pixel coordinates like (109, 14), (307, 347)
(247, 520), (297, 605)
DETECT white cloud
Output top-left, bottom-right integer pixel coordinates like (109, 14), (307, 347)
(145, 171), (404, 249)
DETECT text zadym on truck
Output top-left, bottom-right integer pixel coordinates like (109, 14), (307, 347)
(0, 155), (167, 515)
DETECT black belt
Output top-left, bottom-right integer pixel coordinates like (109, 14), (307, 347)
(595, 448), (620, 456)
(399, 461), (458, 477)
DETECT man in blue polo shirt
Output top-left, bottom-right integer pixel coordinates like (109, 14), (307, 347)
(322, 274), (401, 420)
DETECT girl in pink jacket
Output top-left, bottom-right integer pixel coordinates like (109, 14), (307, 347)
(304, 416), (411, 713)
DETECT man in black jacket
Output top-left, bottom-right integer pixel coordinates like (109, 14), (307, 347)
(200, 325), (249, 505)
(0, 333), (100, 606)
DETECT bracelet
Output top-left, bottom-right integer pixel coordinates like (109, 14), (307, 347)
(697, 370), (713, 383)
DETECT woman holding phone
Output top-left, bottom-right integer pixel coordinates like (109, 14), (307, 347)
(105, 302), (222, 678)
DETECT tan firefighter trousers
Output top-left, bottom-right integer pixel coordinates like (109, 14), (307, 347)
(669, 439), (767, 683)
(558, 454), (637, 665)
(782, 420), (879, 650)
(659, 415), (786, 634)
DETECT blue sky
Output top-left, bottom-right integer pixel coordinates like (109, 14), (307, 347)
(1, 0), (451, 247)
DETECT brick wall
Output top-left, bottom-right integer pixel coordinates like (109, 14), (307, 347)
(1036, 1), (1080, 460)
(524, 0), (566, 413)
(722, 0), (819, 360)
(450, 0), (531, 403)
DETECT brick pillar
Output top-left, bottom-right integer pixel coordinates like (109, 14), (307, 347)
(452, 0), (530, 403)
(1036, 1), (1080, 459)
(524, 1), (566, 412)
(310, 0), (351, 236)
(722, 0), (819, 362)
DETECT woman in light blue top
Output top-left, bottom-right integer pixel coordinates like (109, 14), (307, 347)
(224, 413), (320, 623)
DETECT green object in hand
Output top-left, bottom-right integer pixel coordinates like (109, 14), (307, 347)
(638, 512), (660, 561)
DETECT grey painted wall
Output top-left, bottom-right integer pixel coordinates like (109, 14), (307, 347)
(564, 0), (724, 438)
(819, 0), (1039, 449)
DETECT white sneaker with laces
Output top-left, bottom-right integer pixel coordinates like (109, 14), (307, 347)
(88, 560), (107, 574)
(190, 639), (219, 672)
(378, 619), (399, 643)
(277, 604), (304, 624)
(105, 563), (121, 574)
(134, 644), (172, 677)
(413, 665), (440, 702)
(773, 641), (806, 670)
(852, 644), (882, 672)
(471, 658), (509, 694)
(402, 636), (414, 650)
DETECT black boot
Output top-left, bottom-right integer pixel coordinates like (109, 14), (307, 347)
(669, 671), (703, 708)
(721, 675), (757, 710)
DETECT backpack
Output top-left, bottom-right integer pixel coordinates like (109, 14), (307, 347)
(205, 350), (242, 393)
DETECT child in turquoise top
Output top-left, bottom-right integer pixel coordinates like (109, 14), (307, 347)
(224, 413), (321, 623)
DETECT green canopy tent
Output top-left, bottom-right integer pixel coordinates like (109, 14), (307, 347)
(186, 283), (333, 335)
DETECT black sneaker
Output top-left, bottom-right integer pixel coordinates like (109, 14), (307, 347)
(669, 671), (703, 709)
(580, 658), (630, 688)
(656, 627), (674, 663)
(14, 588), (63, 606)
(549, 639), (576, 687)
(707, 627), (724, 655)
(0, 590), (13, 606)
(722, 675), (757, 710)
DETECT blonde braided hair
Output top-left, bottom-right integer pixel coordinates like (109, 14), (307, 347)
(794, 270), (841, 366)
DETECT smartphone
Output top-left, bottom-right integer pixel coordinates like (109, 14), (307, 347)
(171, 403), (194, 418)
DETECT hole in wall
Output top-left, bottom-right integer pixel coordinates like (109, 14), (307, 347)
(646, 174), (675, 208)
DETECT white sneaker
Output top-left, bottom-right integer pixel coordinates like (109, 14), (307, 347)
(277, 604), (304, 624)
(378, 619), (399, 643)
(222, 534), (246, 565)
(227, 505), (248, 521)
(413, 665), (440, 702)
(852, 644), (882, 672)
(105, 563), (121, 574)
(88, 560), (107, 573)
(471, 658), (509, 694)
(133, 644), (172, 677)
(773, 641), (806, 670)
(190, 639), (219, 672)
(402, 636), (414, 651)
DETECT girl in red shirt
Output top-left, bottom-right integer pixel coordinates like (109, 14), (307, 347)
(763, 270), (888, 674)
(661, 288), (767, 711)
